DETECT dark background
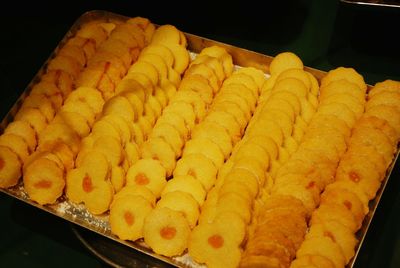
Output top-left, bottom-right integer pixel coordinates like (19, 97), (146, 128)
(1, 0), (400, 267)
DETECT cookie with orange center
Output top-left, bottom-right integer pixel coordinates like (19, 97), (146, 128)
(306, 221), (358, 264)
(188, 212), (245, 268)
(321, 186), (366, 229)
(23, 157), (64, 205)
(335, 154), (383, 200)
(110, 194), (153, 241)
(0, 146), (22, 188)
(143, 207), (191, 257)
(125, 159), (167, 198)
(66, 150), (113, 215)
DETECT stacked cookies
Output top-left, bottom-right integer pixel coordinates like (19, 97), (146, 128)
(292, 79), (400, 267)
(66, 24), (189, 214)
(0, 20), (114, 189)
(110, 46), (234, 255)
(22, 18), (153, 206)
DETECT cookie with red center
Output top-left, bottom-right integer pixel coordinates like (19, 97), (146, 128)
(188, 212), (245, 268)
(125, 159), (166, 197)
(110, 195), (153, 241)
(143, 207), (190, 257)
(0, 146), (22, 188)
(24, 157), (64, 205)
(66, 150), (113, 214)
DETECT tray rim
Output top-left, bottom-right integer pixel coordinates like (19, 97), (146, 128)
(340, 0), (400, 8)
(0, 9), (397, 268)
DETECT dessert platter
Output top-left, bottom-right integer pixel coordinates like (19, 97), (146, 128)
(1, 10), (400, 268)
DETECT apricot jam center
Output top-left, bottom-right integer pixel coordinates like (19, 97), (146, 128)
(124, 212), (135, 226)
(160, 226), (176, 240)
(344, 200), (352, 210)
(349, 171), (360, 182)
(34, 180), (52, 189)
(208, 234), (224, 249)
(306, 181), (316, 189)
(135, 173), (149, 185)
(82, 174), (93, 193)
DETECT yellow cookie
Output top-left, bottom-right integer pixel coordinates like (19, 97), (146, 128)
(269, 52), (303, 76)
(191, 122), (233, 160)
(4, 121), (37, 153)
(125, 158), (166, 197)
(24, 157), (64, 205)
(143, 207), (191, 257)
(140, 137), (176, 176)
(321, 67), (367, 93)
(150, 123), (184, 156)
(157, 191), (200, 228)
(199, 45), (234, 77)
(110, 194), (153, 241)
(182, 138), (224, 168)
(161, 175), (206, 206)
(174, 154), (217, 191)
(0, 146), (22, 188)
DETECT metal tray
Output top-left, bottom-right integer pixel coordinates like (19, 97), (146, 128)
(0, 9), (398, 268)
(340, 0), (400, 8)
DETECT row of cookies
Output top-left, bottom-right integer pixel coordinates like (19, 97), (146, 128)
(241, 67), (368, 268)
(73, 24), (189, 170)
(0, 20), (116, 189)
(239, 53), (320, 268)
(262, 53), (319, 180)
(109, 46), (235, 254)
(293, 79), (400, 268)
(195, 52), (313, 267)
(260, 52), (319, 146)
(21, 19), (155, 205)
(65, 24), (190, 214)
(188, 68), (272, 268)
(143, 67), (265, 259)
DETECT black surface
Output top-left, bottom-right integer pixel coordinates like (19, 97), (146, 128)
(1, 1), (400, 267)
